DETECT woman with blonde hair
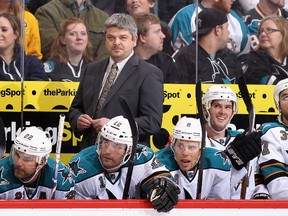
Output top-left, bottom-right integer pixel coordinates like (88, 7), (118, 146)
(244, 15), (288, 84)
(43, 17), (93, 82)
(0, 0), (42, 59)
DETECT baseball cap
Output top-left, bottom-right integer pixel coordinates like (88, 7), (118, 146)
(192, 8), (228, 38)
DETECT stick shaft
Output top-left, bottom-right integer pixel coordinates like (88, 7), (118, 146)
(51, 114), (65, 199)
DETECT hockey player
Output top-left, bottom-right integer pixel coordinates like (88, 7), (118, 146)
(258, 78), (288, 199)
(203, 85), (262, 199)
(156, 116), (231, 199)
(69, 115), (179, 212)
(0, 126), (74, 199)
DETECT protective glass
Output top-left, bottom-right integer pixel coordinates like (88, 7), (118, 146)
(174, 141), (199, 153)
(99, 137), (127, 151)
(11, 148), (37, 162)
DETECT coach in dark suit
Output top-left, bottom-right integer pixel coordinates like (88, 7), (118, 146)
(68, 13), (164, 150)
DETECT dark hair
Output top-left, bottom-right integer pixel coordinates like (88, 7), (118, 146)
(49, 17), (93, 63)
(0, 13), (21, 44)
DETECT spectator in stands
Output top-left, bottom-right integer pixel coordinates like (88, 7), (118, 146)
(0, 0), (42, 59)
(26, 0), (51, 14)
(245, 0), (288, 37)
(35, 0), (109, 61)
(133, 13), (180, 83)
(157, 0), (194, 24)
(126, 0), (174, 55)
(173, 8), (242, 84)
(0, 14), (48, 81)
(244, 16), (288, 84)
(43, 17), (93, 82)
(90, 0), (126, 15)
(168, 0), (250, 56)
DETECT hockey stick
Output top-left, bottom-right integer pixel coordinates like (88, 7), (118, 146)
(0, 116), (6, 159)
(238, 76), (255, 199)
(195, 81), (206, 199)
(119, 96), (139, 199)
(51, 114), (66, 199)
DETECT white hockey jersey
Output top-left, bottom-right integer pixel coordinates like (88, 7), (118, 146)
(156, 146), (231, 199)
(69, 145), (172, 199)
(206, 129), (256, 199)
(258, 122), (288, 199)
(0, 157), (74, 199)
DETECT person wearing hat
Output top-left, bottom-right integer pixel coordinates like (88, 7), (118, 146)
(168, 0), (250, 56)
(173, 8), (243, 84)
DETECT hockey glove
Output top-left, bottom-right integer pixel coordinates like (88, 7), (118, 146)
(252, 193), (271, 199)
(224, 131), (262, 170)
(147, 177), (180, 213)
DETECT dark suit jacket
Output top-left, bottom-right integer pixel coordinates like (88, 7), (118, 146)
(68, 53), (164, 149)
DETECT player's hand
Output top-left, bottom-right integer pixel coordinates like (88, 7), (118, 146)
(224, 130), (262, 170)
(147, 177), (179, 213)
(252, 193), (271, 199)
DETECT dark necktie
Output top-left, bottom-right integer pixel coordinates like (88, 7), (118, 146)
(96, 63), (118, 113)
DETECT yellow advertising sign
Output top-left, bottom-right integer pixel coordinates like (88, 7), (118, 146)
(0, 82), (278, 164)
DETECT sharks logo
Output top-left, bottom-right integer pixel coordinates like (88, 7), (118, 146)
(68, 158), (86, 178)
(205, 57), (236, 84)
(135, 146), (150, 160)
(272, 63), (288, 77)
(58, 166), (73, 185)
(215, 151), (229, 165)
(0, 166), (9, 185)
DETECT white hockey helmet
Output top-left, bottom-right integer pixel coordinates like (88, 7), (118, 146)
(171, 116), (202, 147)
(203, 85), (238, 114)
(274, 78), (288, 123)
(274, 78), (288, 110)
(96, 116), (133, 171)
(12, 126), (52, 164)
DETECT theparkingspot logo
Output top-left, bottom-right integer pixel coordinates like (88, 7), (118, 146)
(43, 88), (77, 97)
(0, 88), (23, 97)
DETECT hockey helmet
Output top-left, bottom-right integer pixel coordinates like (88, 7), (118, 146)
(274, 78), (288, 110)
(11, 126), (52, 164)
(203, 85), (238, 114)
(96, 116), (133, 171)
(171, 117), (202, 148)
(274, 78), (288, 123)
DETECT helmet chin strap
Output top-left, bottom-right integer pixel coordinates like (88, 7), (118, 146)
(205, 113), (226, 134)
(278, 114), (288, 127)
(20, 162), (45, 185)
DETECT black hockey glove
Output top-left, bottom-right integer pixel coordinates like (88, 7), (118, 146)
(252, 193), (271, 199)
(147, 177), (180, 213)
(224, 131), (262, 170)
